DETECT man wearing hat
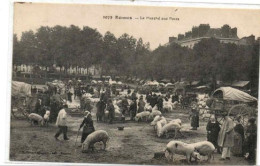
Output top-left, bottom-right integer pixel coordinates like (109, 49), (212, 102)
(121, 96), (129, 116)
(157, 95), (163, 111)
(107, 99), (115, 124)
(129, 98), (137, 121)
(218, 112), (235, 160)
(244, 117), (257, 162)
(189, 105), (199, 130)
(96, 98), (106, 122)
(138, 95), (145, 113)
(206, 115), (221, 153)
(232, 115), (245, 156)
(54, 104), (69, 141)
(78, 111), (95, 146)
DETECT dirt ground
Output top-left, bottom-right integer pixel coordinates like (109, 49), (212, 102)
(9, 106), (253, 165)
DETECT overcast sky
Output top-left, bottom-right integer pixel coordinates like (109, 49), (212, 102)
(14, 3), (260, 49)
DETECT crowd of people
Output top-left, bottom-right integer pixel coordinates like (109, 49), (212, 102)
(29, 79), (257, 163)
(187, 105), (257, 163)
(202, 112), (257, 162)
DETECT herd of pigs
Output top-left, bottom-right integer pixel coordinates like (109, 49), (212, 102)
(26, 92), (216, 163)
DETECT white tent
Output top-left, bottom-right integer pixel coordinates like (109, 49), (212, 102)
(144, 80), (159, 86)
(12, 81), (31, 97)
(213, 87), (257, 103)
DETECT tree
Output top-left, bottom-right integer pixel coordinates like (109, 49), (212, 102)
(35, 26), (54, 72)
(117, 33), (137, 75)
(193, 38), (222, 90)
(79, 26), (103, 74)
(13, 34), (21, 66)
(102, 31), (118, 75)
(19, 30), (37, 64)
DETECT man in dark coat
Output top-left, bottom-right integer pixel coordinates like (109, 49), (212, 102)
(245, 118), (257, 163)
(206, 115), (221, 153)
(88, 86), (94, 94)
(131, 90), (137, 100)
(34, 99), (42, 114)
(146, 92), (151, 104)
(127, 89), (131, 95)
(189, 107), (199, 130)
(121, 96), (129, 115)
(129, 99), (137, 121)
(150, 94), (157, 108)
(96, 99), (106, 122)
(172, 93), (179, 103)
(232, 116), (245, 156)
(107, 99), (115, 124)
(157, 95), (163, 111)
(138, 96), (145, 113)
(67, 91), (73, 102)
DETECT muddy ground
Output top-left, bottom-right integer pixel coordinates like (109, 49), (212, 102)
(9, 107), (253, 165)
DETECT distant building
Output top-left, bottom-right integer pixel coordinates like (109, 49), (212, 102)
(13, 64), (101, 76)
(167, 24), (256, 48)
(238, 35), (255, 45)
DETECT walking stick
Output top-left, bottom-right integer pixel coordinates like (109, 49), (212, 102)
(75, 129), (80, 147)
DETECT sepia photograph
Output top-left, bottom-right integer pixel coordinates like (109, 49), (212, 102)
(10, 2), (259, 165)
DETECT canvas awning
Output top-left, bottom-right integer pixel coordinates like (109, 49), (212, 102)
(12, 81), (31, 97)
(213, 87), (257, 103)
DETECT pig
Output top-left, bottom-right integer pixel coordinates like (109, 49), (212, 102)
(158, 122), (184, 139)
(28, 113), (44, 126)
(135, 111), (151, 122)
(165, 140), (201, 163)
(192, 141), (215, 162)
(82, 130), (109, 151)
(169, 119), (182, 126)
(148, 110), (162, 120)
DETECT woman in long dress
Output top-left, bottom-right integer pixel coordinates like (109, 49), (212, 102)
(78, 111), (95, 146)
(231, 116), (245, 156)
(231, 116), (244, 156)
(244, 118), (257, 163)
(190, 107), (199, 130)
(206, 115), (221, 153)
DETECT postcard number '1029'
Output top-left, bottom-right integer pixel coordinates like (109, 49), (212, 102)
(103, 16), (113, 19)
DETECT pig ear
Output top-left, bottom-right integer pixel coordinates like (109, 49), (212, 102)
(175, 143), (178, 148)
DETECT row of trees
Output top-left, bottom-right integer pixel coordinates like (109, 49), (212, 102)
(13, 25), (150, 76)
(13, 25), (259, 90)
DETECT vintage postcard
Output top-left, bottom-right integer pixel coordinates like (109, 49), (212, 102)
(10, 2), (259, 165)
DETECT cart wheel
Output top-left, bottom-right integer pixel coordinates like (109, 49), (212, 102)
(228, 104), (252, 127)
